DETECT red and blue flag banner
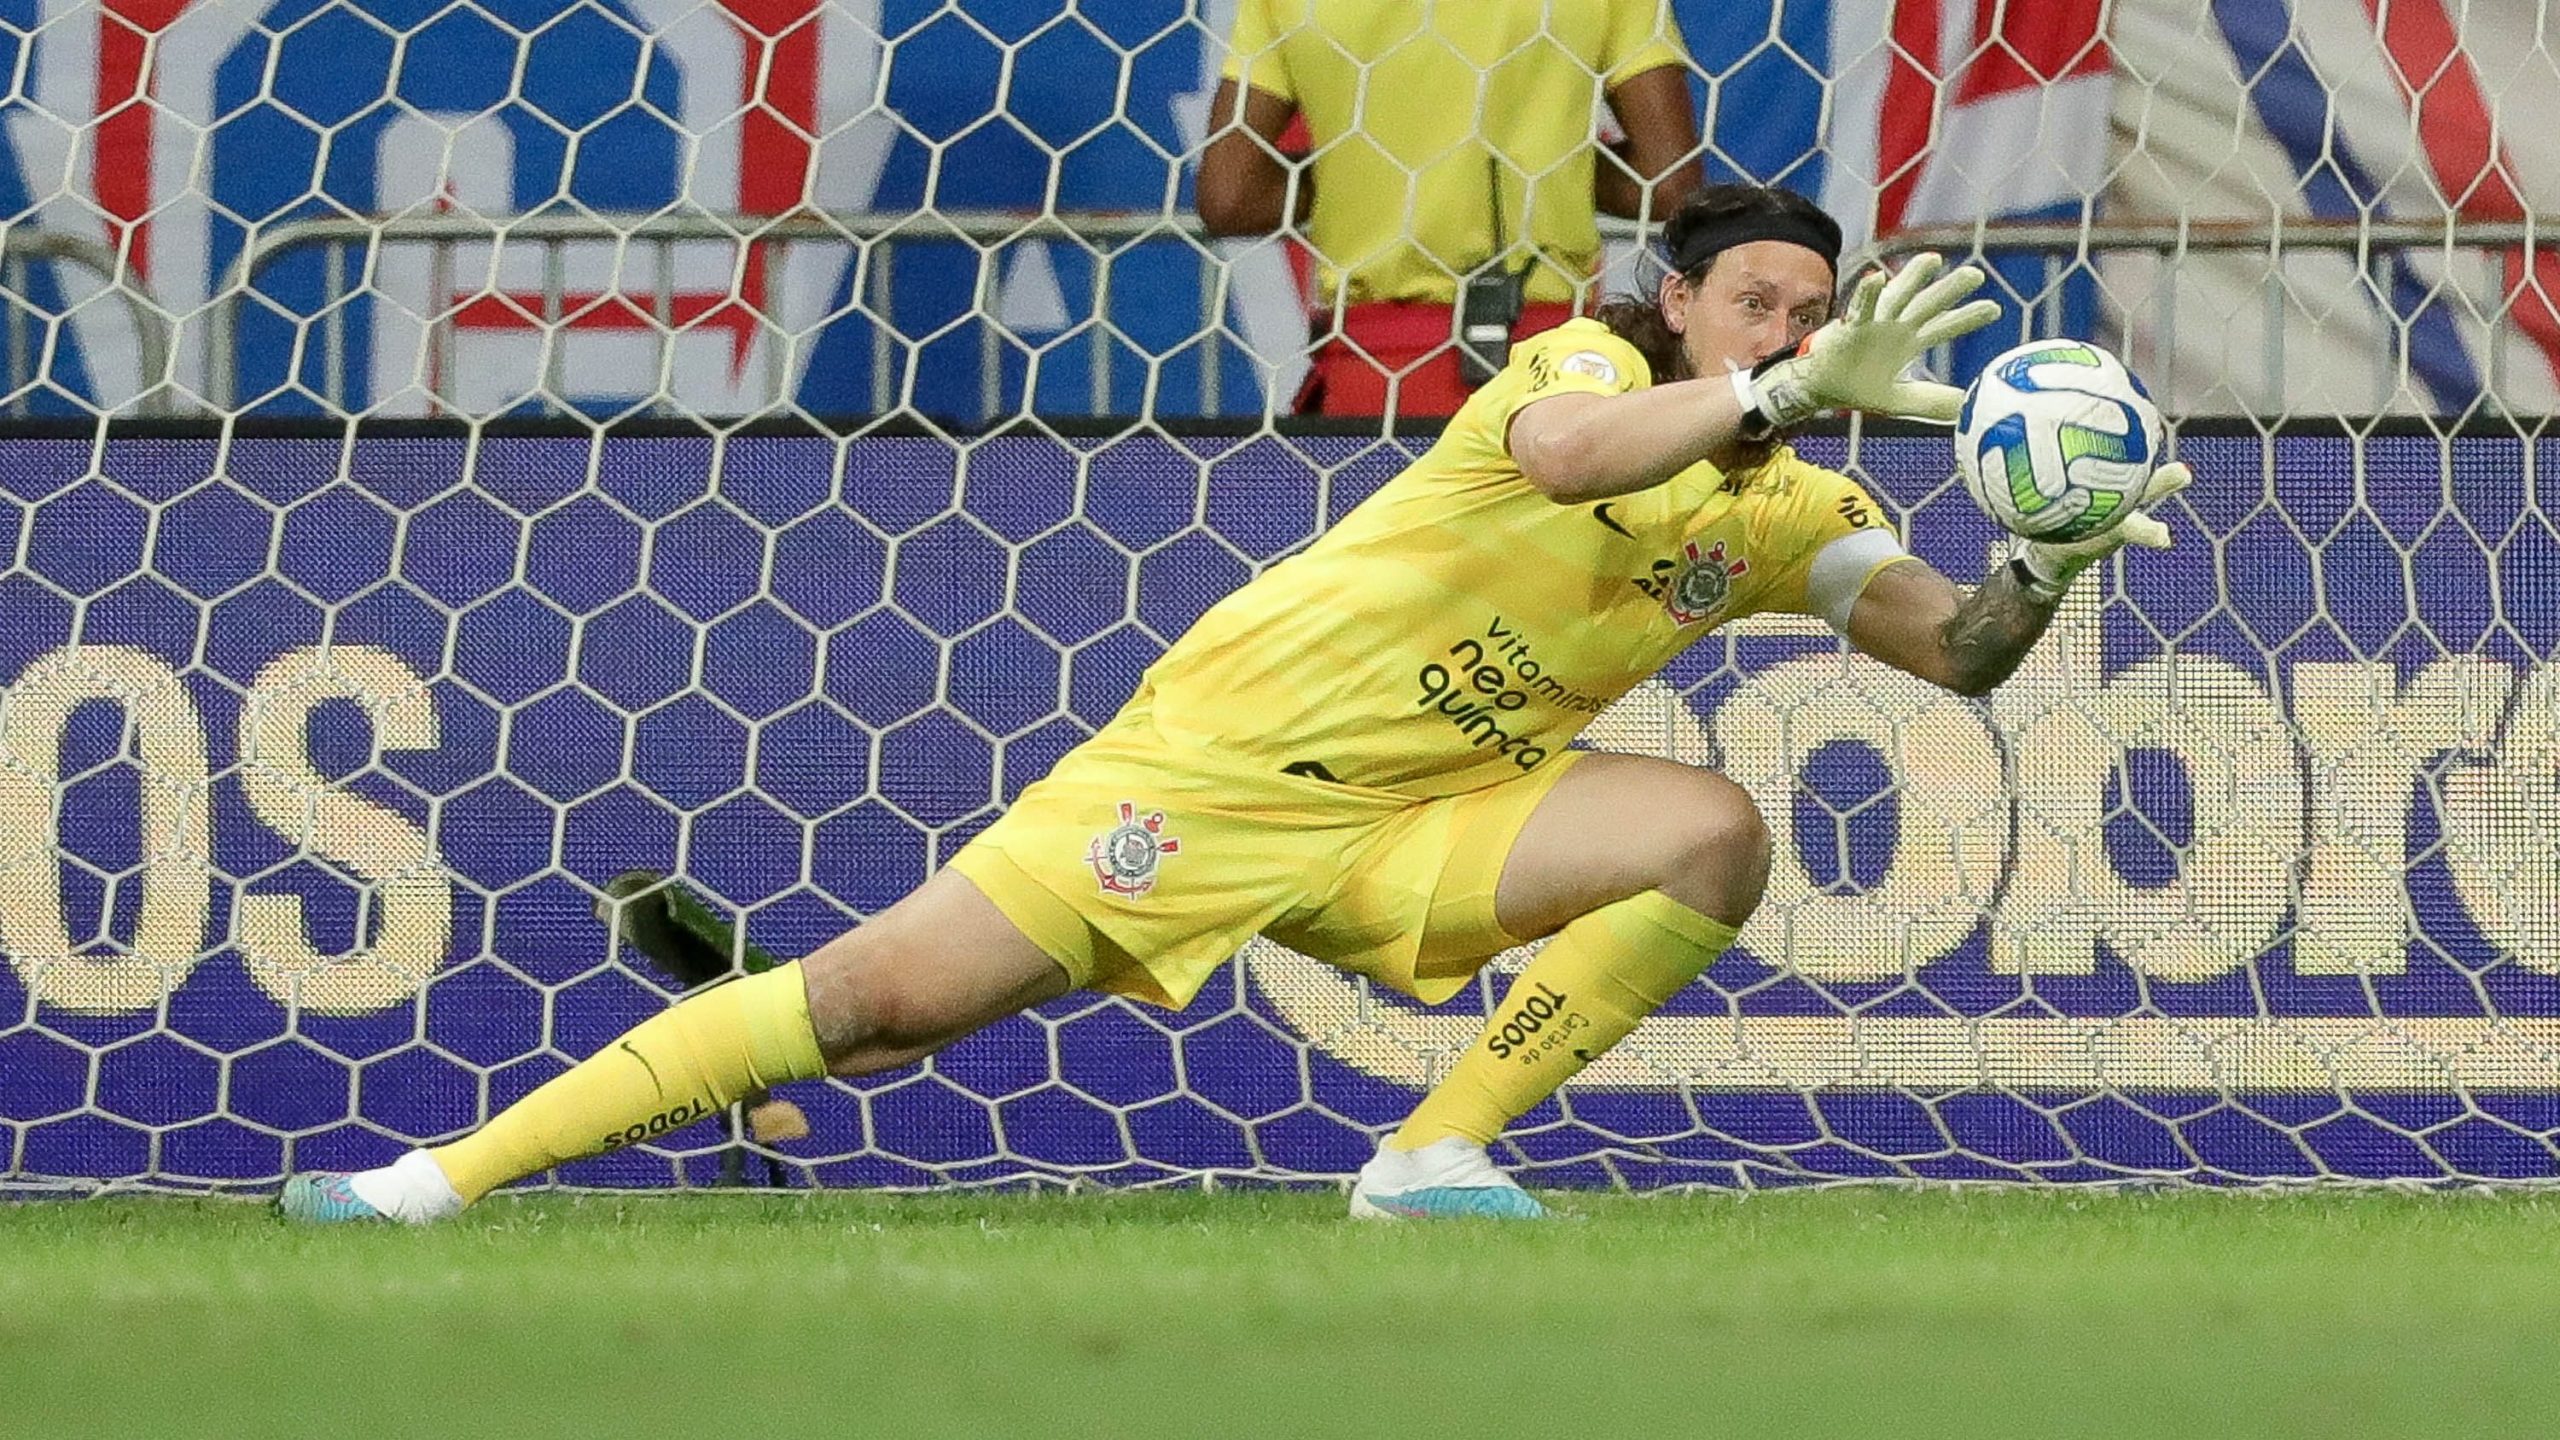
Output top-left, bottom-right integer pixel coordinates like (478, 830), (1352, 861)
(1810, 0), (2112, 248)
(1808, 0), (2113, 383)
(2114, 0), (2560, 415)
(0, 1), (2540, 417)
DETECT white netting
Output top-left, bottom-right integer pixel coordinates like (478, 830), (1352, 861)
(6, 0), (2560, 1192)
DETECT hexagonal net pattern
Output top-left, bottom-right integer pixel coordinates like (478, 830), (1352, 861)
(7, 0), (2560, 1195)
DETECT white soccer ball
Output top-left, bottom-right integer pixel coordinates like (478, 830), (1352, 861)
(1954, 340), (2166, 543)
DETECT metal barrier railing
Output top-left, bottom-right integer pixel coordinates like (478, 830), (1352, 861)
(1862, 218), (2560, 410)
(206, 209), (1232, 418)
(201, 212), (2560, 420)
(0, 228), (176, 417)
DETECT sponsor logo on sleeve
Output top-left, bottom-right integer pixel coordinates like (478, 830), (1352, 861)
(1558, 350), (1620, 386)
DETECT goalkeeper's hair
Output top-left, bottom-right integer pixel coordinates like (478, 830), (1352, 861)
(1594, 183), (1843, 385)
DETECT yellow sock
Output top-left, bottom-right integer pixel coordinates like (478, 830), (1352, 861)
(1393, 892), (1737, 1150)
(428, 964), (827, 1205)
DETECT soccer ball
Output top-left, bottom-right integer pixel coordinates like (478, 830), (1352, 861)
(1954, 340), (2166, 543)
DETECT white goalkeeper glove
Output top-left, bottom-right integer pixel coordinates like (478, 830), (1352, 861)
(2009, 461), (2195, 602)
(1735, 252), (2005, 432)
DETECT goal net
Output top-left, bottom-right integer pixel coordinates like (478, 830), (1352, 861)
(5, 0), (2560, 1192)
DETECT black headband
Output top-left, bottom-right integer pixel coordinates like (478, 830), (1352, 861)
(1667, 210), (1844, 278)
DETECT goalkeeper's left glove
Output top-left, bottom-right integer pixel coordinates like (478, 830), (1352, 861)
(1739, 252), (2006, 432)
(2009, 461), (2195, 603)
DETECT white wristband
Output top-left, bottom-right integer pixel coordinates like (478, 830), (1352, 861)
(1730, 368), (1773, 440)
(2009, 547), (2075, 603)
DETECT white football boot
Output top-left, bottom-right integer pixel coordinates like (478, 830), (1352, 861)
(1348, 1136), (1546, 1220)
(278, 1150), (464, 1225)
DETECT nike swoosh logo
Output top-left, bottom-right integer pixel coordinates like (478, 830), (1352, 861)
(618, 1039), (667, 1100)
(1591, 503), (1634, 539)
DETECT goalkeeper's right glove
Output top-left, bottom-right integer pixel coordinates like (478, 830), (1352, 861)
(2009, 461), (2195, 602)
(1735, 252), (2005, 433)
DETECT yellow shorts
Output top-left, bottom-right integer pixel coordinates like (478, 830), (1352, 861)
(948, 724), (1582, 1010)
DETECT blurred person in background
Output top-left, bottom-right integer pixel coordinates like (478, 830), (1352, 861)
(1195, 0), (1702, 418)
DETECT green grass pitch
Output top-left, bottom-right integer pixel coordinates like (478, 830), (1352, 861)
(8, 1187), (2560, 1439)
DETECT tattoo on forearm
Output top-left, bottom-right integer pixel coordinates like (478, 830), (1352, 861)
(1937, 562), (2061, 696)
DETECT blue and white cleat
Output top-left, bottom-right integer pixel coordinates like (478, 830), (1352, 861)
(1349, 1137), (1547, 1220)
(278, 1152), (464, 1225)
(278, 1171), (392, 1224)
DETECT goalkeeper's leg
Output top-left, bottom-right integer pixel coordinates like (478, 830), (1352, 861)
(1353, 754), (1766, 1219)
(281, 869), (1071, 1223)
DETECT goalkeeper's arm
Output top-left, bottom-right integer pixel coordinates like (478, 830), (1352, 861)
(1838, 461), (2195, 697)
(1510, 253), (1998, 503)
(1508, 369), (1781, 504)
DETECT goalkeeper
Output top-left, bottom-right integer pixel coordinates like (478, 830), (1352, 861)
(285, 184), (2190, 1223)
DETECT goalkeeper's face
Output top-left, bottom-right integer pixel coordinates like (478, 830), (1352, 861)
(1661, 240), (1835, 382)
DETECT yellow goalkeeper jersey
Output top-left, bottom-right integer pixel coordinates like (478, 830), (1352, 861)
(1129, 318), (1895, 799)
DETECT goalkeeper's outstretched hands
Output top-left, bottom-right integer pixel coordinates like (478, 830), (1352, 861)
(1744, 252), (2004, 427)
(2011, 460), (2195, 601)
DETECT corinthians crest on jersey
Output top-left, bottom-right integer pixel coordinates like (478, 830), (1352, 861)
(1634, 537), (1751, 625)
(1088, 802), (1182, 898)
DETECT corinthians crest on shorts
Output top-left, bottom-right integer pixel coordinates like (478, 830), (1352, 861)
(1664, 537), (1749, 625)
(1088, 802), (1182, 898)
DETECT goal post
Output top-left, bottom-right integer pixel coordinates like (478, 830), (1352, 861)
(7, 0), (2560, 1194)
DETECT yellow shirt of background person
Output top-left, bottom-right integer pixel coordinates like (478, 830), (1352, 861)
(1217, 0), (1689, 306)
(1132, 318), (1899, 797)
